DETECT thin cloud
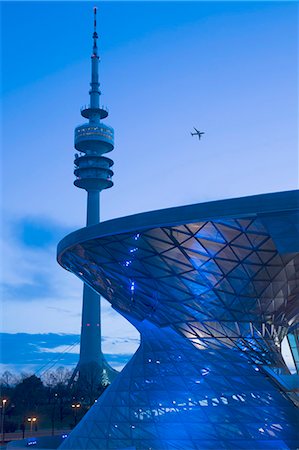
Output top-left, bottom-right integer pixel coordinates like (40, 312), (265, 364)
(0, 333), (138, 374)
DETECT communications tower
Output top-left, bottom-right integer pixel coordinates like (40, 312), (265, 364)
(71, 7), (117, 387)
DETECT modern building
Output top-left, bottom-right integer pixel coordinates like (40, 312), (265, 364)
(57, 190), (299, 449)
(70, 8), (117, 387)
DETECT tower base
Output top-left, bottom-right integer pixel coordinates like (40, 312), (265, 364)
(69, 359), (118, 405)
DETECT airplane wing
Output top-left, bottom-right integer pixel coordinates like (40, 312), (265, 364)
(193, 127), (199, 133)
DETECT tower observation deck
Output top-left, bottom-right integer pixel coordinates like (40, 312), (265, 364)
(71, 8), (117, 388)
(74, 7), (114, 198)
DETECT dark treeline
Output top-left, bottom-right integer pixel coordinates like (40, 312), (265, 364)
(0, 367), (108, 435)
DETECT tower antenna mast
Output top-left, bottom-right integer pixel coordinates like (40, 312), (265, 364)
(70, 7), (117, 387)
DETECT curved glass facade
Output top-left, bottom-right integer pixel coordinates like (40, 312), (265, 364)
(58, 191), (299, 449)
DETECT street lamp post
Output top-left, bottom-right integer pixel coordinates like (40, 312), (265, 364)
(71, 403), (81, 426)
(51, 393), (58, 436)
(1, 399), (7, 443)
(27, 417), (37, 433)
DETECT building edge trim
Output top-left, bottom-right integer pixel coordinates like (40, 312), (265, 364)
(57, 189), (299, 265)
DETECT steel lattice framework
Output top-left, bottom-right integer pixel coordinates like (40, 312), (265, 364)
(58, 191), (299, 450)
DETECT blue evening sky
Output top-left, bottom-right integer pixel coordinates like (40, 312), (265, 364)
(1, 1), (298, 373)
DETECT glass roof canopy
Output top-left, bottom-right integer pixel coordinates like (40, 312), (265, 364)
(58, 191), (299, 360)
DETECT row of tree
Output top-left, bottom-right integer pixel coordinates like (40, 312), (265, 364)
(0, 367), (108, 434)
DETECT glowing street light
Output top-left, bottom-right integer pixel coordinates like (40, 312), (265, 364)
(27, 417), (37, 433)
(71, 403), (81, 425)
(1, 399), (7, 443)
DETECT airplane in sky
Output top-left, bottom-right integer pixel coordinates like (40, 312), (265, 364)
(191, 127), (205, 140)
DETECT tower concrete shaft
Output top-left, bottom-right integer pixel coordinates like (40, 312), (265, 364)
(72, 7), (116, 386)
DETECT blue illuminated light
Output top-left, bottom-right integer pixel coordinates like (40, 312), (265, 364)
(130, 281), (135, 292)
(134, 233), (140, 240)
(130, 247), (138, 253)
(124, 260), (132, 267)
